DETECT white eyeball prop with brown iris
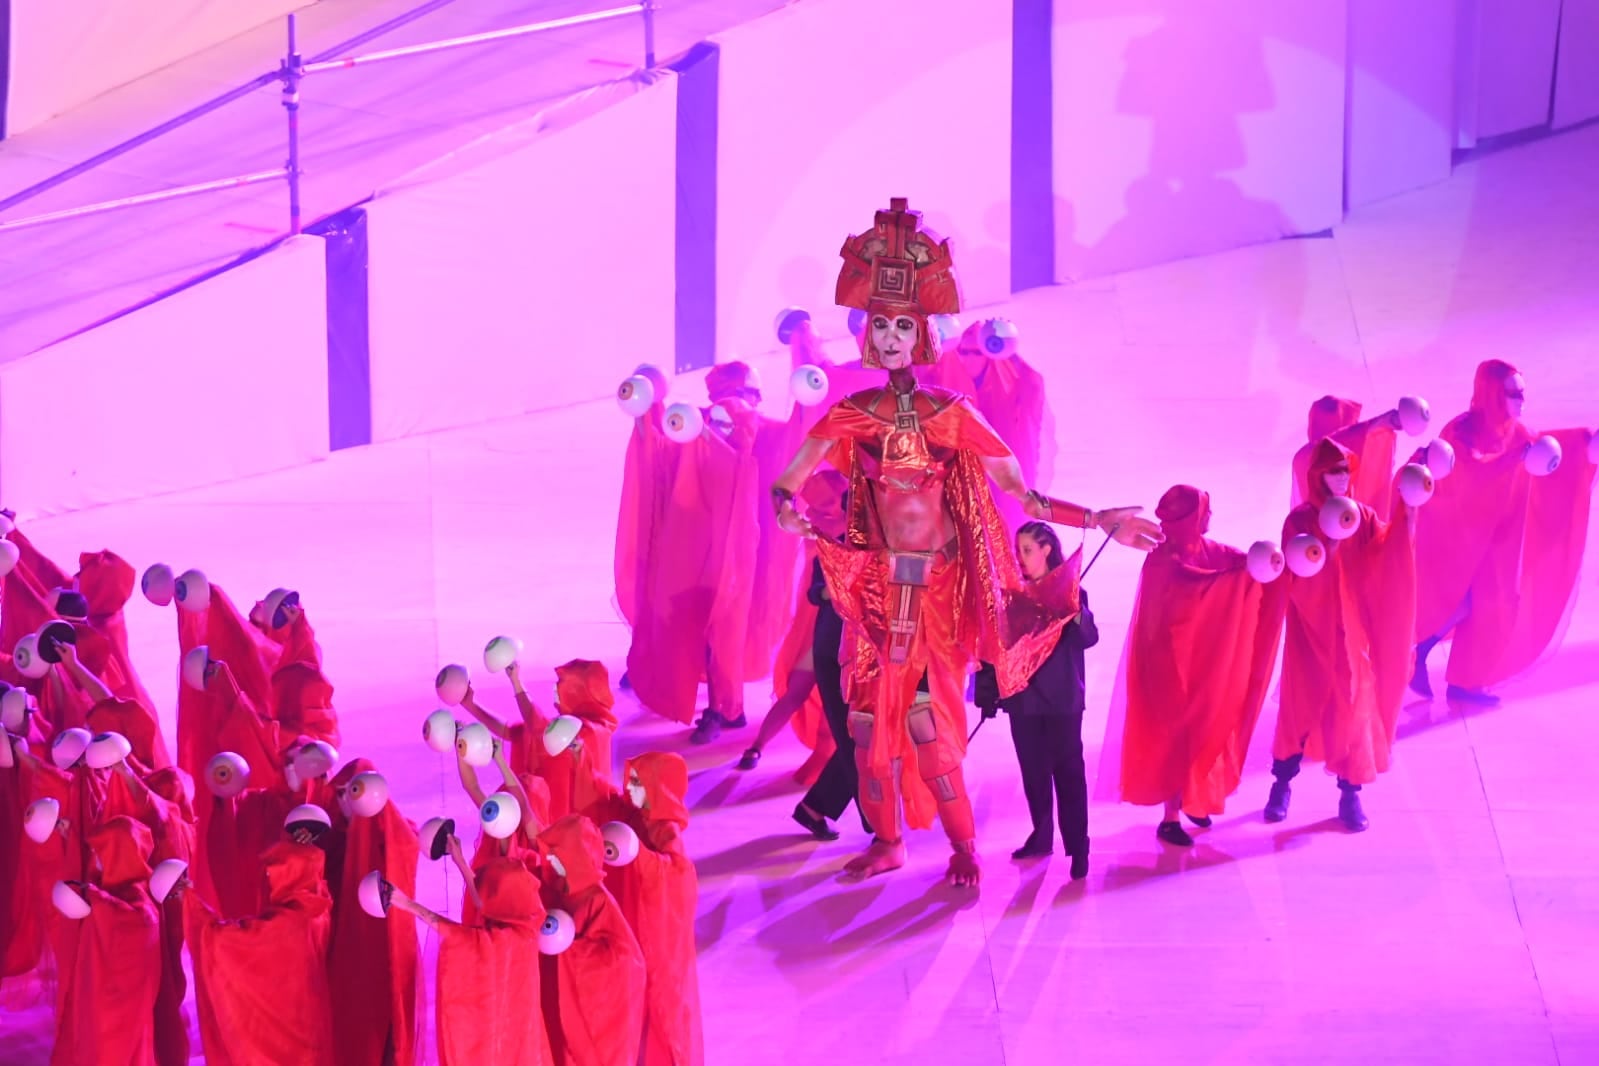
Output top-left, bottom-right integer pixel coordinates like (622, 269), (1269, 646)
(205, 752), (250, 798)
(1318, 497), (1361, 541)
(1525, 435), (1562, 477)
(616, 375), (655, 419)
(346, 771), (390, 818)
(1398, 464), (1435, 507)
(602, 821), (640, 867)
(455, 722), (494, 767)
(1285, 534), (1326, 578)
(422, 710), (457, 754)
(662, 403), (704, 444)
(1246, 541), (1285, 584)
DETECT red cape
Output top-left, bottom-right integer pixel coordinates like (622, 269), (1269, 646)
(1290, 397), (1398, 521)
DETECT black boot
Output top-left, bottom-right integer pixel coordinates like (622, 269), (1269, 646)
(1156, 821), (1194, 847)
(1264, 754), (1301, 823)
(689, 711), (724, 745)
(1068, 842), (1089, 881)
(1410, 637), (1438, 698)
(1011, 832), (1052, 860)
(1337, 779), (1369, 832)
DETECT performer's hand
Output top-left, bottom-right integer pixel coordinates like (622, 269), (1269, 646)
(1022, 491), (1051, 520)
(446, 834), (465, 864)
(1386, 408), (1405, 431)
(777, 502), (815, 539)
(505, 660), (521, 684)
(1096, 506), (1164, 551)
(979, 703), (999, 721)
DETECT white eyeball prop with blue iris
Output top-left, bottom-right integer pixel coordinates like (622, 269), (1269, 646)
(456, 723), (494, 767)
(52, 881), (90, 920)
(50, 727), (91, 769)
(347, 771), (390, 818)
(423, 710), (457, 754)
(662, 403), (704, 444)
(1525, 435), (1562, 477)
(602, 821), (640, 867)
(24, 798), (61, 844)
(1397, 464), (1435, 507)
(0, 541), (18, 579)
(435, 664), (469, 706)
(543, 715), (582, 757)
(539, 909), (576, 955)
(84, 732), (132, 770)
(979, 318), (1019, 359)
(205, 752), (250, 798)
(616, 375), (655, 419)
(1425, 439), (1456, 479)
(1318, 497), (1361, 541)
(790, 364), (830, 407)
(1246, 541), (1285, 584)
(174, 569), (210, 613)
(13, 633), (48, 680)
(479, 791), (522, 840)
(1285, 534), (1327, 578)
(357, 870), (391, 918)
(483, 636), (522, 674)
(141, 563), (175, 606)
(150, 859), (188, 904)
(1397, 396), (1431, 437)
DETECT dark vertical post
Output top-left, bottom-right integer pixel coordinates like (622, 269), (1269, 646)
(1010, 0), (1056, 291)
(282, 13), (305, 235)
(642, 0), (657, 68)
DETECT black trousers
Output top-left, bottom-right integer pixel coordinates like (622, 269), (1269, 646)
(800, 603), (861, 822)
(1008, 711), (1088, 856)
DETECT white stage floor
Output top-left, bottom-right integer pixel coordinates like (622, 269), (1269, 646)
(4, 123), (1598, 1064)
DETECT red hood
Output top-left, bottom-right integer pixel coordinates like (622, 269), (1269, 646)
(261, 840), (332, 914)
(1306, 396), (1361, 444)
(1470, 358), (1522, 448)
(75, 551), (136, 620)
(625, 752), (689, 833)
(1304, 438), (1356, 507)
(537, 814), (606, 898)
(1154, 485), (1211, 555)
(479, 858), (542, 932)
(554, 660), (618, 730)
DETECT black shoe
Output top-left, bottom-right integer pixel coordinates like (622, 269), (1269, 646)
(1183, 812), (1212, 829)
(1010, 833), (1052, 860)
(735, 748), (761, 771)
(1156, 821), (1194, 847)
(619, 671), (632, 691)
(1446, 685), (1500, 705)
(1410, 637), (1438, 698)
(1337, 782), (1369, 832)
(724, 713), (749, 729)
(689, 712), (723, 745)
(1067, 841), (1089, 880)
(1264, 780), (1292, 823)
(792, 804), (840, 841)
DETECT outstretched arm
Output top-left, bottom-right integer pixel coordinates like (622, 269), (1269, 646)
(454, 745), (488, 808)
(56, 645), (114, 706)
(445, 835), (481, 914)
(771, 436), (837, 537)
(459, 685), (512, 741)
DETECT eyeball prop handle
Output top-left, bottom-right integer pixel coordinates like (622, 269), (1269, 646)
(1397, 464), (1435, 507)
(24, 798), (62, 844)
(1396, 396), (1431, 437)
(483, 636), (523, 674)
(1425, 439), (1456, 480)
(774, 306), (811, 345)
(346, 771), (390, 818)
(456, 722), (495, 767)
(0, 512), (12, 536)
(174, 569), (211, 614)
(1285, 534), (1327, 578)
(0, 541), (19, 579)
(539, 909), (576, 955)
(1525, 435), (1562, 477)
(479, 791), (522, 840)
(789, 364), (830, 407)
(181, 646), (212, 693)
(418, 816), (456, 861)
(13, 633), (49, 681)
(36, 621), (78, 665)
(84, 731), (132, 770)
(357, 870), (392, 919)
(52, 881), (91, 920)
(50, 727), (92, 770)
(1245, 541), (1285, 584)
(1318, 496), (1361, 541)
(616, 375), (656, 419)
(141, 564), (175, 607)
(205, 752), (250, 798)
(422, 710), (458, 754)
(150, 859), (189, 904)
(284, 803), (333, 841)
(662, 403), (704, 444)
(543, 715), (582, 757)
(435, 664), (470, 706)
(601, 821), (641, 867)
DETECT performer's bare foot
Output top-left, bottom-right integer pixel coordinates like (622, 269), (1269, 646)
(946, 842), (981, 888)
(842, 838), (906, 880)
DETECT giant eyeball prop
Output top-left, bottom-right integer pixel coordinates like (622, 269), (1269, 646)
(205, 752), (250, 798)
(979, 318), (1020, 359)
(601, 821), (640, 867)
(662, 403), (704, 444)
(292, 741), (338, 782)
(418, 816), (456, 861)
(174, 569), (210, 613)
(1588, 429), (1598, 465)
(479, 791), (522, 839)
(483, 636), (522, 674)
(434, 664), (470, 706)
(357, 870), (390, 919)
(1397, 464), (1435, 507)
(0, 541), (18, 579)
(1397, 396), (1431, 436)
(422, 710), (457, 753)
(0, 512), (12, 536)
(36, 620), (78, 665)
(789, 364), (830, 407)
(53, 590), (89, 621)
(51, 727), (92, 769)
(455, 722), (494, 767)
(150, 859), (188, 904)
(284, 803), (332, 840)
(181, 646), (212, 693)
(1285, 534), (1327, 578)
(141, 564), (175, 606)
(84, 731), (132, 770)
(774, 306), (811, 345)
(929, 314), (962, 348)
(1318, 497), (1361, 541)
(346, 771), (390, 818)
(1525, 435), (1562, 477)
(24, 798), (61, 844)
(1425, 439), (1456, 480)
(52, 881), (91, 920)
(1, 687), (33, 734)
(1246, 541), (1285, 584)
(259, 588), (299, 630)
(616, 375), (655, 419)
(538, 909), (576, 955)
(13, 634), (49, 680)
(543, 715), (582, 757)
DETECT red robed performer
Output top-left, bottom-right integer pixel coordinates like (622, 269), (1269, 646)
(1267, 439), (1418, 831)
(536, 814), (647, 1066)
(1096, 486), (1287, 841)
(770, 197), (1161, 885)
(50, 816), (162, 1066)
(1412, 361), (1598, 701)
(184, 839), (337, 1066)
(1291, 397), (1401, 520)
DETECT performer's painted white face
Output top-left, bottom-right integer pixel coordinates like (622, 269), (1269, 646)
(870, 314), (919, 369)
(1323, 466), (1352, 498)
(626, 773), (647, 809)
(1505, 374), (1526, 419)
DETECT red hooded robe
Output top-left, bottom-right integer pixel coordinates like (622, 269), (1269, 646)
(1290, 397), (1398, 521)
